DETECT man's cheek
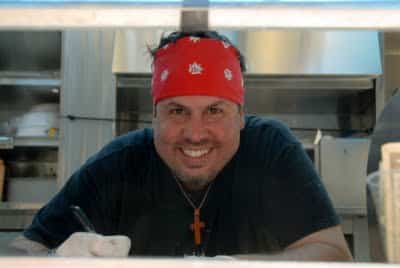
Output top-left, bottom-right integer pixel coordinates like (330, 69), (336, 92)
(159, 127), (179, 144)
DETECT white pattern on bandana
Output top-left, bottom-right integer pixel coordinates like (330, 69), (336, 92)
(189, 36), (201, 43)
(162, 44), (169, 50)
(161, 69), (169, 81)
(188, 62), (203, 75)
(224, 68), (233, 80)
(222, 41), (231, 48)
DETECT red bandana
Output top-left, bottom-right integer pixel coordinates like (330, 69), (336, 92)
(151, 36), (244, 105)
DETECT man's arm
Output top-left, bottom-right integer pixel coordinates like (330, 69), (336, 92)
(10, 232), (131, 257)
(233, 225), (353, 262)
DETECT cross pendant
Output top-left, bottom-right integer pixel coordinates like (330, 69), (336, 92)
(190, 208), (205, 246)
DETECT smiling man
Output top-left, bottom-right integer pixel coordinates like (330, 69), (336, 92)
(153, 96), (244, 191)
(12, 31), (352, 261)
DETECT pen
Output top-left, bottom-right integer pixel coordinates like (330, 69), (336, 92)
(70, 205), (96, 233)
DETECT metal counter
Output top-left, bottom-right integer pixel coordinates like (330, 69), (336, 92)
(0, 257), (399, 267)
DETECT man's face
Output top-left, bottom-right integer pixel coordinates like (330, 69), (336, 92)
(153, 95), (244, 190)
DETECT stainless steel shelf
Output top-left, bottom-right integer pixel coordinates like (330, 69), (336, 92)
(7, 177), (58, 204)
(7, 176), (56, 180)
(116, 74), (376, 90)
(0, 71), (61, 87)
(245, 75), (376, 91)
(0, 202), (42, 230)
(0, 202), (42, 211)
(14, 137), (59, 148)
(0, 136), (59, 149)
(302, 143), (316, 150)
(0, 137), (13, 149)
(336, 207), (368, 216)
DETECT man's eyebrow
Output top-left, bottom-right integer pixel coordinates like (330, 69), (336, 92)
(208, 101), (228, 107)
(163, 100), (228, 108)
(164, 102), (186, 108)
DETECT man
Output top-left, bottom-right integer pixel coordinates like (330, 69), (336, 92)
(11, 31), (352, 261)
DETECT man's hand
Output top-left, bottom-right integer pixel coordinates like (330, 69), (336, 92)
(55, 232), (131, 257)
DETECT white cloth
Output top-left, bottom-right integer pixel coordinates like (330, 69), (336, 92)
(55, 232), (131, 257)
(184, 255), (237, 260)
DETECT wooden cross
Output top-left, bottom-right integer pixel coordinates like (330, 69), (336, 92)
(190, 208), (205, 246)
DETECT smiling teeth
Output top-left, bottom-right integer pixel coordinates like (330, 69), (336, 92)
(182, 149), (210, 158)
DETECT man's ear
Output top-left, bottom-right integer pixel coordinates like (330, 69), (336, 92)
(239, 105), (245, 130)
(152, 104), (157, 118)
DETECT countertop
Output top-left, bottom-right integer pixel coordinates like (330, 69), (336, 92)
(0, 258), (399, 268)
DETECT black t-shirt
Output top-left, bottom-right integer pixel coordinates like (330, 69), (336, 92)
(24, 116), (339, 256)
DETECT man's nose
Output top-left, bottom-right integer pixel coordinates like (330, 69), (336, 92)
(182, 115), (208, 143)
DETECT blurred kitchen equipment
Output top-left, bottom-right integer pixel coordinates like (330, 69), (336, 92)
(0, 158), (5, 201)
(367, 170), (385, 263)
(2, 148), (58, 203)
(317, 136), (371, 261)
(16, 103), (59, 137)
(367, 92), (400, 262)
(368, 93), (400, 174)
(367, 171), (380, 222)
(6, 160), (57, 178)
(319, 136), (370, 215)
(0, 122), (8, 136)
(0, 136), (13, 150)
(6, 176), (56, 203)
(380, 143), (400, 262)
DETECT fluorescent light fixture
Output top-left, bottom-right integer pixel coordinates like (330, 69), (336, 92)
(0, 5), (181, 28)
(210, 2), (400, 29)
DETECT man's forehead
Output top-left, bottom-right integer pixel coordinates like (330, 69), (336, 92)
(158, 96), (235, 108)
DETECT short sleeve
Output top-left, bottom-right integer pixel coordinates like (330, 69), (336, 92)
(23, 165), (113, 249)
(264, 142), (339, 249)
(23, 129), (152, 249)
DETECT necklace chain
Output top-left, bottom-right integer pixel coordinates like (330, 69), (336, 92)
(172, 174), (214, 210)
(172, 174), (214, 256)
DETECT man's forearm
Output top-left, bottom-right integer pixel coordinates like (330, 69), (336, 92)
(9, 235), (49, 256)
(233, 242), (353, 262)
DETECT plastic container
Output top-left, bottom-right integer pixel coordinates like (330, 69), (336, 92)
(16, 104), (59, 137)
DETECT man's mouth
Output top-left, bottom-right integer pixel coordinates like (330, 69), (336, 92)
(181, 148), (211, 158)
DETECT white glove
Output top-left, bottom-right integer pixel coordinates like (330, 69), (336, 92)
(55, 232), (131, 257)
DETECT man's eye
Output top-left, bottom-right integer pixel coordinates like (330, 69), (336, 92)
(170, 108), (185, 115)
(208, 107), (223, 115)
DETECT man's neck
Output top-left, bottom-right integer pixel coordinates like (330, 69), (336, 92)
(186, 188), (208, 207)
(177, 179), (211, 206)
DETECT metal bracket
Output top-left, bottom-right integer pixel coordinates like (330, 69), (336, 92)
(181, 0), (209, 32)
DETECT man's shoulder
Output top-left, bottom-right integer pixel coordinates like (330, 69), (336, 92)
(85, 128), (154, 167)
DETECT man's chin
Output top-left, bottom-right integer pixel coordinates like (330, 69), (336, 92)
(174, 170), (215, 190)
(183, 180), (209, 190)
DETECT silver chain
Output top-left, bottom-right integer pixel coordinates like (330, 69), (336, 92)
(172, 174), (214, 210)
